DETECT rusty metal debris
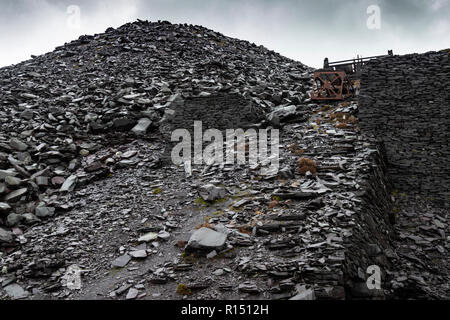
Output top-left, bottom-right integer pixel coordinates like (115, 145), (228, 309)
(311, 50), (393, 101)
(311, 71), (353, 101)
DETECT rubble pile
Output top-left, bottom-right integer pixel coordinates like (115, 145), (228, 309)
(387, 193), (449, 299)
(0, 20), (447, 300)
(359, 51), (450, 205)
(0, 19), (311, 234)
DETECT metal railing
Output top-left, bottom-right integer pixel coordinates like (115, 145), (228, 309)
(323, 50), (393, 75)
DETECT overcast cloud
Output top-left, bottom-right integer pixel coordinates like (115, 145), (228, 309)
(0, 0), (448, 68)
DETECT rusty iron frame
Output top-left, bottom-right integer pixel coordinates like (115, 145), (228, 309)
(311, 50), (393, 101)
(310, 71), (354, 101)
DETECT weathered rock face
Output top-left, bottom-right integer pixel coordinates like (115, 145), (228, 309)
(359, 51), (450, 206)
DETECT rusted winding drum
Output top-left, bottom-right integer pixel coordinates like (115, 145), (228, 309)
(310, 71), (354, 101)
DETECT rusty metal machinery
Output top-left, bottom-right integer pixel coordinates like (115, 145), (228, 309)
(311, 71), (354, 101)
(311, 50), (393, 101)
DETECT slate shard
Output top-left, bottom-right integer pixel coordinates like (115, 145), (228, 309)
(186, 227), (227, 251)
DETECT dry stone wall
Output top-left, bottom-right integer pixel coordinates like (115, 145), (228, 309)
(170, 93), (265, 132)
(359, 51), (450, 206)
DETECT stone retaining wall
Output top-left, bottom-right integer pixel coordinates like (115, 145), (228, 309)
(345, 141), (394, 298)
(359, 51), (450, 205)
(171, 93), (265, 132)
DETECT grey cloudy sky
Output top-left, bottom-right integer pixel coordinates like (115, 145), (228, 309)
(0, 0), (448, 68)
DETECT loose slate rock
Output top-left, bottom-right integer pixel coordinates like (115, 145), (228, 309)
(6, 213), (22, 227)
(4, 188), (28, 202)
(132, 118), (152, 135)
(35, 207), (56, 218)
(22, 213), (41, 225)
(238, 282), (260, 294)
(0, 202), (11, 213)
(158, 230), (170, 240)
(126, 288), (139, 300)
(199, 184), (226, 202)
(186, 227), (227, 251)
(111, 254), (131, 268)
(0, 170), (17, 180)
(4, 284), (29, 299)
(290, 285), (316, 300)
(5, 176), (22, 187)
(9, 138), (28, 151)
(129, 250), (147, 259)
(59, 175), (78, 192)
(0, 227), (14, 243)
(138, 232), (158, 243)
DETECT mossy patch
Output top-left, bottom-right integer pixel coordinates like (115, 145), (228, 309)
(194, 197), (227, 206)
(181, 251), (198, 263)
(176, 284), (192, 296)
(216, 247), (237, 259)
(109, 268), (122, 276)
(214, 198), (227, 204)
(194, 197), (209, 206)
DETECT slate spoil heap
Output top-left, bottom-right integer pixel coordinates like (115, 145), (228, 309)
(0, 19), (311, 232)
(0, 20), (448, 300)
